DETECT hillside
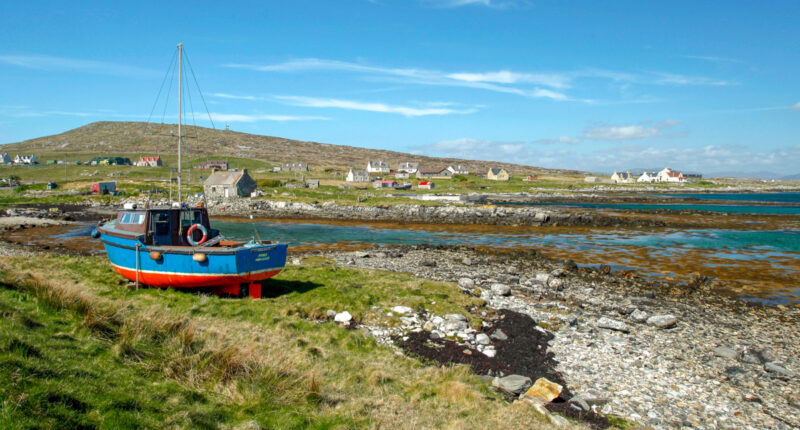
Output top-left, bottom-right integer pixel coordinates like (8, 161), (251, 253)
(1, 121), (583, 175)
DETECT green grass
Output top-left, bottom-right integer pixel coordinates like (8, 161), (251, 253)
(0, 254), (564, 429)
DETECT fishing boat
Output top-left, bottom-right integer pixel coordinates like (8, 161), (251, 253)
(94, 44), (287, 298)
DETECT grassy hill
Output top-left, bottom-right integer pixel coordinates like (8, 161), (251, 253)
(1, 121), (583, 175)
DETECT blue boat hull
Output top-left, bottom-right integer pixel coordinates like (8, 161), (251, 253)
(100, 232), (287, 289)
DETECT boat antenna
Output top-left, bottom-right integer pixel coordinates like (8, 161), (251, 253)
(177, 42), (183, 203)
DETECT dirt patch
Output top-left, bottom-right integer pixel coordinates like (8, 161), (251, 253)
(396, 309), (609, 429)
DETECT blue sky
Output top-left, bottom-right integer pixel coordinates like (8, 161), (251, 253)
(1, 0), (798, 176)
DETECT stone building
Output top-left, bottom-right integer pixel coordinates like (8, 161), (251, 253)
(203, 169), (257, 199)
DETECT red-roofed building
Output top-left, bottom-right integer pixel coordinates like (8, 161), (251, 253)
(135, 156), (162, 167)
(418, 181), (435, 190)
(657, 167), (686, 183)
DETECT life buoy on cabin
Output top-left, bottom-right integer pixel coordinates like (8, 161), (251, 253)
(186, 224), (208, 246)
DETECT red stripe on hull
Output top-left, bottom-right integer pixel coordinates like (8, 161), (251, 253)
(113, 266), (282, 288)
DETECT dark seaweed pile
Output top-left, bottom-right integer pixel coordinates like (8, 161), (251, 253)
(397, 309), (609, 429)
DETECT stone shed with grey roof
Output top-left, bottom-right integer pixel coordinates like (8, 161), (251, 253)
(203, 169), (257, 199)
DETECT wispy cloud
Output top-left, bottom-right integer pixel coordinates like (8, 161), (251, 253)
(227, 58), (571, 101)
(446, 70), (570, 89)
(653, 73), (737, 87)
(413, 137), (525, 161)
(681, 55), (741, 64)
(0, 54), (157, 77)
(792, 102), (800, 111)
(0, 106), (327, 123)
(209, 93), (264, 101)
(209, 113), (330, 122)
(422, 0), (526, 9)
(536, 120), (683, 144)
(228, 58), (737, 102)
(583, 120), (682, 141)
(275, 95), (478, 117)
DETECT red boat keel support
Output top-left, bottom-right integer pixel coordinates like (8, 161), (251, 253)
(214, 282), (261, 299)
(248, 282), (261, 299)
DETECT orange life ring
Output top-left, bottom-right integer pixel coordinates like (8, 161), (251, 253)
(186, 224), (208, 246)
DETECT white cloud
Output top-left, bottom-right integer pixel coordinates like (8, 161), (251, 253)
(423, 0), (525, 8)
(413, 137), (525, 161)
(583, 121), (679, 141)
(228, 58), (737, 102)
(0, 54), (157, 77)
(227, 58), (571, 101)
(792, 102), (800, 110)
(536, 120), (682, 144)
(447, 70), (571, 89)
(209, 113), (330, 122)
(275, 96), (477, 117)
(209, 93), (263, 101)
(653, 73), (737, 87)
(681, 55), (741, 64)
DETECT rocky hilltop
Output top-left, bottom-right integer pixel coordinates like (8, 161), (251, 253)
(0, 121), (583, 175)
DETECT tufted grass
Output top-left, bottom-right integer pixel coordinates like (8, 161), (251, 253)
(0, 253), (571, 429)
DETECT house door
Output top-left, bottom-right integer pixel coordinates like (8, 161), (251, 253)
(224, 188), (229, 198)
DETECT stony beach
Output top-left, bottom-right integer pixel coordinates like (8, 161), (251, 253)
(313, 245), (800, 429)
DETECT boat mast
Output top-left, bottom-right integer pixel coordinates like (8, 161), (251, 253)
(177, 42), (182, 203)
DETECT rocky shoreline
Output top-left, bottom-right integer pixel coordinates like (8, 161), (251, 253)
(309, 244), (800, 430)
(205, 199), (670, 228)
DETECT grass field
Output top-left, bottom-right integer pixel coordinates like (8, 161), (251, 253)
(0, 254), (574, 429)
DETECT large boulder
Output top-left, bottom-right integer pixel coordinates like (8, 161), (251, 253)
(523, 378), (563, 404)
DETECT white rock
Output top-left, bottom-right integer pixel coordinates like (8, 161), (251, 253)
(484, 347), (496, 358)
(646, 314), (678, 329)
(595, 317), (629, 333)
(491, 283), (511, 296)
(458, 278), (475, 289)
(630, 309), (648, 323)
(391, 305), (413, 315)
(334, 311), (352, 323)
(476, 333), (491, 345)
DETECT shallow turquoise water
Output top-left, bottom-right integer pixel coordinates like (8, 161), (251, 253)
(501, 201), (800, 214)
(212, 220), (800, 255)
(657, 192), (800, 203)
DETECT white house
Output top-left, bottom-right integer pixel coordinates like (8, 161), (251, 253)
(366, 160), (390, 173)
(0, 153), (10, 164)
(396, 162), (420, 174)
(637, 171), (657, 183)
(610, 171), (636, 184)
(418, 181), (435, 190)
(346, 168), (370, 182)
(657, 167), (686, 183)
(447, 165), (469, 175)
(14, 154), (38, 165)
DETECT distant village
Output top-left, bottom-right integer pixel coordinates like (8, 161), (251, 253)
(3, 150), (708, 201)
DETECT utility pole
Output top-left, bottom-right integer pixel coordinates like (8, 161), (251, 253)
(177, 42), (183, 202)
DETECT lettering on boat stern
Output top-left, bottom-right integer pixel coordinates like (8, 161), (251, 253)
(255, 252), (270, 262)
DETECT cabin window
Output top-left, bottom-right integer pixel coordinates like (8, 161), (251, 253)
(120, 212), (145, 224)
(180, 210), (203, 227)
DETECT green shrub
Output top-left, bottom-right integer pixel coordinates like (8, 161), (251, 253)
(257, 179), (283, 188)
